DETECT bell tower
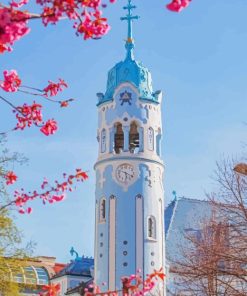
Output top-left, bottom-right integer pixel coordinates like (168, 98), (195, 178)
(94, 1), (165, 294)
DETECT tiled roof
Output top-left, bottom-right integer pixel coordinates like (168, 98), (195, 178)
(52, 256), (94, 278)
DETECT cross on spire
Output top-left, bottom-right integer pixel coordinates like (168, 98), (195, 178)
(120, 0), (140, 60)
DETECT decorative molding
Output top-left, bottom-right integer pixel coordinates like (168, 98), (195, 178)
(95, 155), (164, 169)
(136, 195), (144, 278)
(109, 196), (116, 290)
(157, 167), (164, 192)
(94, 201), (99, 282)
(97, 166), (107, 189)
(144, 165), (156, 188)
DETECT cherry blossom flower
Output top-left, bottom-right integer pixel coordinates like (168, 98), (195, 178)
(60, 101), (69, 107)
(40, 119), (58, 136)
(0, 0), (117, 54)
(10, 0), (29, 8)
(5, 171), (18, 185)
(0, 7), (30, 52)
(0, 72), (75, 136)
(0, 70), (22, 92)
(38, 0), (112, 40)
(43, 79), (68, 97)
(18, 207), (32, 214)
(51, 194), (65, 202)
(75, 168), (89, 181)
(0, 44), (11, 53)
(76, 9), (110, 40)
(40, 283), (61, 296)
(11, 170), (88, 214)
(15, 102), (43, 130)
(166, 0), (191, 12)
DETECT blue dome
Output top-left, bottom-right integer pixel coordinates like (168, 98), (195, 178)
(97, 55), (159, 106)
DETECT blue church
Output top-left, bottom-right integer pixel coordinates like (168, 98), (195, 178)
(94, 0), (165, 294)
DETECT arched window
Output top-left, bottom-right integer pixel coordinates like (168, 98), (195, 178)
(129, 121), (139, 153)
(156, 128), (162, 156)
(114, 123), (124, 154)
(147, 127), (154, 151)
(101, 129), (106, 153)
(147, 216), (156, 239)
(99, 198), (106, 222)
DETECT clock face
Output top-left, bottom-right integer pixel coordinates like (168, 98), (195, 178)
(116, 164), (135, 184)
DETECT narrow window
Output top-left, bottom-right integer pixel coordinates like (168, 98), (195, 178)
(156, 128), (162, 156)
(101, 129), (106, 153)
(147, 216), (156, 239)
(129, 121), (139, 153)
(99, 198), (106, 222)
(147, 127), (154, 151)
(114, 123), (124, 154)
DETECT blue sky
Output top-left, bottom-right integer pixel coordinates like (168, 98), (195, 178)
(1, 0), (247, 262)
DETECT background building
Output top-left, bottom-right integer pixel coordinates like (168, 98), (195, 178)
(165, 197), (213, 295)
(7, 256), (65, 295)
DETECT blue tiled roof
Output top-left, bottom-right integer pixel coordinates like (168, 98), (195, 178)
(55, 256), (94, 278)
(164, 198), (177, 239)
(97, 55), (159, 106)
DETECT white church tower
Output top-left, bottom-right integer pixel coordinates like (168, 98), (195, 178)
(94, 1), (165, 294)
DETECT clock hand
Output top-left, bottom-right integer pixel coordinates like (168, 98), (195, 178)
(122, 170), (134, 179)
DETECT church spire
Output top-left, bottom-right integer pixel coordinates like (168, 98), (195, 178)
(120, 0), (140, 60)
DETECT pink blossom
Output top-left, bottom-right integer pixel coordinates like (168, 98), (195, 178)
(41, 178), (49, 189)
(40, 119), (58, 136)
(75, 9), (110, 40)
(0, 7), (30, 52)
(166, 0), (191, 12)
(0, 44), (12, 53)
(15, 102), (43, 130)
(10, 0), (29, 8)
(52, 194), (65, 202)
(18, 208), (25, 214)
(0, 70), (21, 92)
(43, 79), (68, 97)
(12, 169), (88, 214)
(5, 171), (18, 185)
(26, 207), (32, 214)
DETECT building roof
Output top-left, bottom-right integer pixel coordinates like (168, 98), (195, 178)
(5, 256), (64, 286)
(54, 262), (67, 274)
(165, 197), (213, 262)
(10, 265), (49, 286)
(165, 198), (177, 239)
(97, 59), (158, 106)
(52, 256), (94, 279)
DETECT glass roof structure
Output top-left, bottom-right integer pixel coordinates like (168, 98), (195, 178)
(10, 265), (49, 285)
